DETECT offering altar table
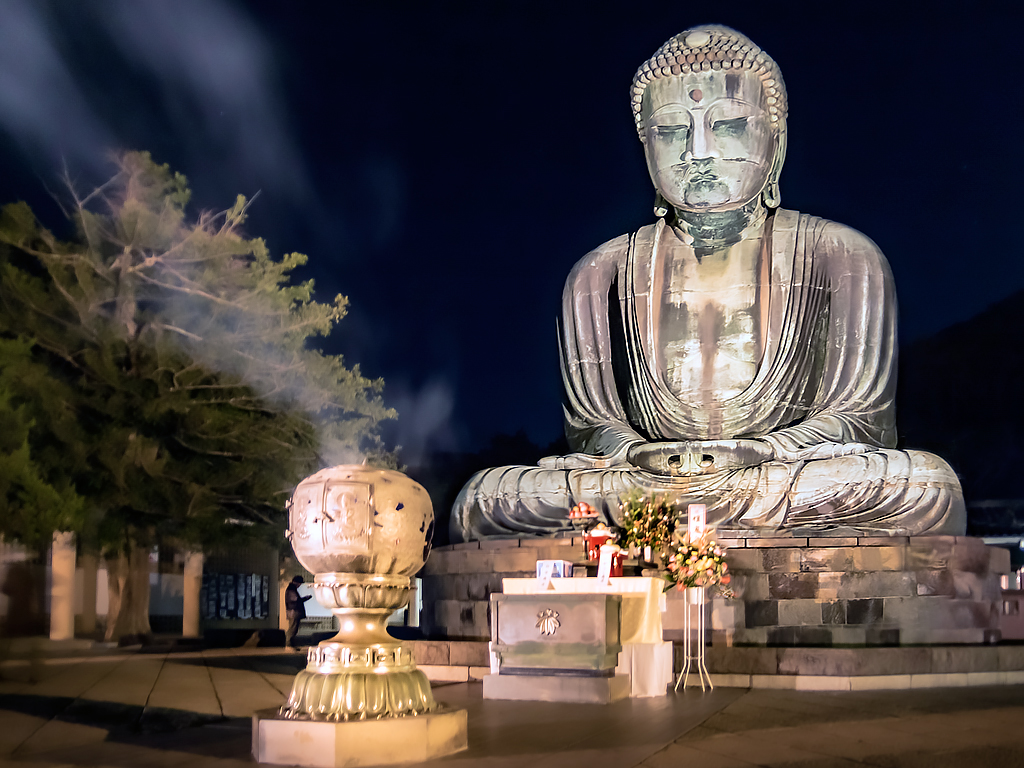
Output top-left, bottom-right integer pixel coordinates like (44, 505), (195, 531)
(497, 576), (673, 697)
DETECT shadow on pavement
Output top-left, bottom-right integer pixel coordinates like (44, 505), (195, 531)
(0, 692), (231, 735)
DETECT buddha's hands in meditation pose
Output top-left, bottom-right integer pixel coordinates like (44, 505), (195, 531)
(540, 441), (772, 473)
(547, 440), (874, 475)
(451, 25), (965, 541)
(627, 439), (772, 475)
(626, 440), (879, 475)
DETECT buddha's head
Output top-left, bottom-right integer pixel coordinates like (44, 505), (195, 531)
(632, 25), (788, 214)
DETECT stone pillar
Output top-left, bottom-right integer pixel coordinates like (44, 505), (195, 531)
(406, 580), (420, 628)
(49, 532), (76, 641)
(182, 551), (204, 638)
(79, 552), (98, 635)
(279, 579), (289, 631)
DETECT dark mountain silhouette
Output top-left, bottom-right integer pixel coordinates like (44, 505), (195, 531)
(897, 288), (1024, 533)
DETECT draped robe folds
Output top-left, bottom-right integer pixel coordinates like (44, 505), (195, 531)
(450, 210), (965, 542)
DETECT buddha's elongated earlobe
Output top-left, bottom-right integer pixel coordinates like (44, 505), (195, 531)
(761, 128), (787, 209)
(654, 191), (669, 218)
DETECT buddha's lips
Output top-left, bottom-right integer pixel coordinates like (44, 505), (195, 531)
(669, 164), (718, 182)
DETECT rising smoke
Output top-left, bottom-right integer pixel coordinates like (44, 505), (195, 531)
(0, 1), (401, 467)
(0, 1), (454, 469)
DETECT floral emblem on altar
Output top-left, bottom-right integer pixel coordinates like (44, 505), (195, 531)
(536, 608), (560, 636)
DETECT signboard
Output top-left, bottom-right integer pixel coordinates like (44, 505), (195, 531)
(687, 503), (707, 541)
(200, 572), (271, 621)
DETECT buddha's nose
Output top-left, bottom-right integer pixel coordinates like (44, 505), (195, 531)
(684, 120), (714, 161)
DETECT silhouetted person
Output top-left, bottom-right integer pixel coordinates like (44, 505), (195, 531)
(284, 575), (311, 649)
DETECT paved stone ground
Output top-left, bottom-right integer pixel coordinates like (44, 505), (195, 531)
(1, 645), (1023, 767)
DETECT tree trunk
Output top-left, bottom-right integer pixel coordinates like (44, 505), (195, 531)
(79, 552), (98, 636)
(103, 544), (151, 642)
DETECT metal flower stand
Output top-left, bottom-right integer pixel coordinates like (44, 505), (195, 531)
(674, 586), (713, 692)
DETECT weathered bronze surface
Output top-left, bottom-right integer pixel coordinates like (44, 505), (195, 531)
(490, 593), (623, 674)
(452, 25), (964, 541)
(281, 466), (435, 721)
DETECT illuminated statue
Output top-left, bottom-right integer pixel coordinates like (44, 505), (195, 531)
(451, 25), (964, 541)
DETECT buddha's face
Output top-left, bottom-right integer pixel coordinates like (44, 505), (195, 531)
(642, 70), (777, 211)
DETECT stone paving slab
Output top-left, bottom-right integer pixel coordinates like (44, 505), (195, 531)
(2, 659), (118, 702)
(13, 719), (108, 757)
(0, 648), (1022, 767)
(205, 663), (286, 718)
(259, 671), (297, 697)
(0, 711), (48, 758)
(80, 659), (163, 707)
(146, 660), (221, 716)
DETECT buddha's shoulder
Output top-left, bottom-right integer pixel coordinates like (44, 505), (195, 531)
(566, 225), (659, 281)
(782, 209), (891, 277)
(581, 229), (638, 262)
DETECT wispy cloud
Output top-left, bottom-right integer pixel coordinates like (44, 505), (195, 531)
(95, 0), (309, 201)
(0, 0), (114, 174)
(0, 0), (310, 203)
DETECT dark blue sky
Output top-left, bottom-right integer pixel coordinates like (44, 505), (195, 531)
(1, 1), (1021, 461)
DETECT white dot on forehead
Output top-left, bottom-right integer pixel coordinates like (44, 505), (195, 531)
(684, 31), (711, 47)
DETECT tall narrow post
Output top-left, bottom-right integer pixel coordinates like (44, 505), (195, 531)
(182, 551), (204, 638)
(49, 532), (76, 641)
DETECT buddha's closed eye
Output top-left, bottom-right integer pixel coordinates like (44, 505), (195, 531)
(712, 117), (749, 136)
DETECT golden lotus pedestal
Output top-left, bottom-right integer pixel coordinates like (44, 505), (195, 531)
(253, 466), (468, 767)
(253, 574), (468, 767)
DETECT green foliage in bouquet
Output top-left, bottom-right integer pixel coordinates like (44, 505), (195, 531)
(618, 488), (674, 552)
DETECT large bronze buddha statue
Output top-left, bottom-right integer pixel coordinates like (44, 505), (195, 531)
(451, 25), (965, 541)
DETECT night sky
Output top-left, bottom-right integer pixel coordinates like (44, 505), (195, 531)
(2, 1), (1022, 464)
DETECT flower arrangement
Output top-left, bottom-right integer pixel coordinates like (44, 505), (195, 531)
(663, 530), (734, 597)
(618, 489), (674, 554)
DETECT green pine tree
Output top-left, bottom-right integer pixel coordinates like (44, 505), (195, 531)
(0, 337), (86, 552)
(0, 151), (396, 639)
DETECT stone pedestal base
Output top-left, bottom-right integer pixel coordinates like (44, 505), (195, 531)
(483, 673), (630, 703)
(421, 535), (581, 639)
(423, 535), (1013, 648)
(695, 644), (1024, 690)
(694, 535), (1011, 646)
(252, 707), (468, 768)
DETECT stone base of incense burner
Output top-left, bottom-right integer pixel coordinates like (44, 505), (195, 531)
(254, 705), (468, 768)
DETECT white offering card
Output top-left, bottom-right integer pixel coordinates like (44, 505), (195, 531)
(596, 545), (614, 586)
(687, 503), (707, 540)
(536, 559), (556, 590)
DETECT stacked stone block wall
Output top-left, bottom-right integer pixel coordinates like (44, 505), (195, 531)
(706, 535), (1010, 646)
(420, 535), (582, 639)
(420, 534), (1011, 647)
(696, 644), (1024, 677)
